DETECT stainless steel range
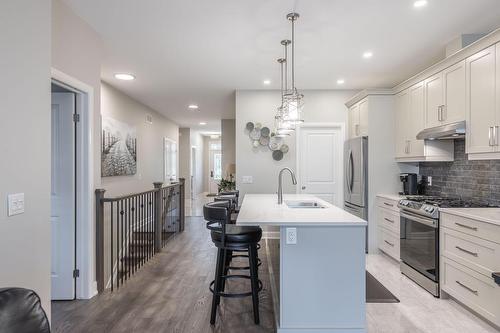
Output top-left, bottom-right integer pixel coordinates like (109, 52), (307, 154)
(398, 196), (495, 297)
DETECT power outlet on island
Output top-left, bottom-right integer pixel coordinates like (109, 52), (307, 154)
(286, 227), (297, 245)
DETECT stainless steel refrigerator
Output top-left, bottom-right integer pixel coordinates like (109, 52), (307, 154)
(344, 137), (368, 250)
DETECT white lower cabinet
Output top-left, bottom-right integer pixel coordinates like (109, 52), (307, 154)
(376, 196), (400, 261)
(440, 211), (500, 327)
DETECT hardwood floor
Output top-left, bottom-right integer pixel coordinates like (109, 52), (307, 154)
(52, 215), (500, 333)
(52, 217), (275, 333)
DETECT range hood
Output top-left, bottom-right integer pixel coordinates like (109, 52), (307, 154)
(416, 121), (466, 140)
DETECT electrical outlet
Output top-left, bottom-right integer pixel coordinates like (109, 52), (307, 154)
(242, 176), (253, 184)
(428, 176), (432, 186)
(286, 228), (297, 245)
(8, 193), (25, 216)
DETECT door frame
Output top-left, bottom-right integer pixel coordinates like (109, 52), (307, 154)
(191, 146), (196, 200)
(295, 122), (345, 206)
(51, 68), (95, 299)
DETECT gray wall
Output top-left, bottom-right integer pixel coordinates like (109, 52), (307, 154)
(0, 0), (52, 317)
(221, 119), (236, 178)
(420, 139), (500, 206)
(100, 82), (179, 197)
(179, 128), (191, 197)
(235, 90), (358, 199)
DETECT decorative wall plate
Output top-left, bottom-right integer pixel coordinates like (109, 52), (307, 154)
(249, 128), (261, 140)
(272, 150), (284, 161)
(280, 144), (289, 153)
(268, 136), (283, 151)
(246, 122), (255, 131)
(259, 136), (270, 146)
(260, 127), (270, 137)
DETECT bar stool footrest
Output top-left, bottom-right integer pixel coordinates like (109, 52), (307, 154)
(228, 255), (262, 270)
(209, 275), (263, 298)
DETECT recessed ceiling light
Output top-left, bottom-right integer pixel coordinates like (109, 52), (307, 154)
(114, 73), (135, 81)
(413, 0), (428, 8)
(199, 122), (207, 126)
(188, 104), (199, 110)
(263, 79), (271, 85)
(337, 79), (345, 85)
(362, 51), (373, 59)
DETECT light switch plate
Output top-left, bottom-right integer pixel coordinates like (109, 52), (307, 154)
(286, 227), (297, 245)
(8, 193), (25, 216)
(242, 176), (253, 184)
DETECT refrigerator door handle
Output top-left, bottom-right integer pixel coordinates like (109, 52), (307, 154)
(345, 149), (352, 193)
(349, 150), (354, 192)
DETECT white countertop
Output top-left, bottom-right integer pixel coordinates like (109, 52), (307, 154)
(377, 193), (405, 201)
(236, 194), (367, 226)
(440, 208), (500, 227)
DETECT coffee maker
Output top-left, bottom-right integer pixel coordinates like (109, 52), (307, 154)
(400, 173), (418, 195)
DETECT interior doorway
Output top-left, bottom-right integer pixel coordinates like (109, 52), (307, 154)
(51, 86), (77, 300)
(51, 68), (95, 300)
(208, 141), (222, 195)
(296, 123), (344, 206)
(191, 146), (196, 200)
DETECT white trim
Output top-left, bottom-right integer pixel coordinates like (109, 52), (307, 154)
(262, 231), (280, 239)
(51, 68), (96, 299)
(295, 122), (345, 207)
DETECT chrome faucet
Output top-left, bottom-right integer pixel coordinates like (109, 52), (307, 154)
(278, 167), (297, 204)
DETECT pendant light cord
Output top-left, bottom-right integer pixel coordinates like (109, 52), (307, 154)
(291, 17), (295, 91)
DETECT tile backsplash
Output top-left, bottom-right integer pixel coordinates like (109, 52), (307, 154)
(419, 139), (500, 206)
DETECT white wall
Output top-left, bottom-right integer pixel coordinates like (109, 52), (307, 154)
(100, 82), (179, 196)
(221, 119), (236, 178)
(178, 128), (191, 198)
(0, 0), (52, 318)
(235, 90), (358, 199)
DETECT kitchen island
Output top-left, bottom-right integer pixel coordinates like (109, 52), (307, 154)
(237, 194), (368, 333)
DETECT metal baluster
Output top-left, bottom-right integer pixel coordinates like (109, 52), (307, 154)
(141, 193), (145, 266)
(120, 199), (124, 287)
(110, 201), (114, 292)
(133, 195), (137, 274)
(126, 197), (130, 280)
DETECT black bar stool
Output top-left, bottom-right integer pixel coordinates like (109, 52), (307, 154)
(218, 190), (240, 212)
(204, 201), (262, 325)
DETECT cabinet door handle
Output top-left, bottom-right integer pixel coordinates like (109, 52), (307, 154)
(407, 140), (411, 154)
(384, 240), (395, 247)
(455, 222), (478, 231)
(489, 127), (494, 146)
(437, 105), (442, 121)
(455, 246), (478, 257)
(455, 280), (478, 295)
(441, 105), (446, 121)
(384, 217), (395, 223)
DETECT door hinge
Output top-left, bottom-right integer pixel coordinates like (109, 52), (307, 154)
(73, 269), (80, 278)
(73, 113), (80, 122)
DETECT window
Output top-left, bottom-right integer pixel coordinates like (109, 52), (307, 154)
(164, 138), (177, 182)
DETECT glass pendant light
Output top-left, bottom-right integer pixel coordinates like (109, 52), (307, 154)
(275, 41), (294, 137)
(282, 12), (304, 124)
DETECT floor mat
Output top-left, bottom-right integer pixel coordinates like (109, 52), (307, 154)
(366, 271), (400, 303)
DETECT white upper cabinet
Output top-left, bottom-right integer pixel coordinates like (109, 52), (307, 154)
(466, 45), (498, 156)
(358, 98), (369, 137)
(424, 73), (443, 128)
(424, 60), (466, 128)
(395, 90), (409, 158)
(408, 82), (425, 158)
(442, 60), (466, 124)
(349, 98), (368, 138)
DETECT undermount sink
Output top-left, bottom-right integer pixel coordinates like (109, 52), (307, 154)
(285, 200), (326, 209)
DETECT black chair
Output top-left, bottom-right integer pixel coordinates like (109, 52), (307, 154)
(0, 287), (50, 333)
(218, 190), (240, 212)
(204, 201), (262, 325)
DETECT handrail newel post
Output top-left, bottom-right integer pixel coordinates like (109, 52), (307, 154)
(153, 182), (163, 252)
(95, 188), (106, 293)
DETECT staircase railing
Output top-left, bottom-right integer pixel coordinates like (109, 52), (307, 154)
(95, 178), (185, 292)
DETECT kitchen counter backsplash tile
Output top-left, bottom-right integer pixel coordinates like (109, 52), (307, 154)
(420, 139), (500, 206)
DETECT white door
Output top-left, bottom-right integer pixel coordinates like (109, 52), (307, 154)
(298, 126), (343, 206)
(466, 45), (497, 154)
(208, 148), (222, 194)
(51, 92), (76, 300)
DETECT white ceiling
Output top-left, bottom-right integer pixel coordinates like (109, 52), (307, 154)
(63, 0), (500, 131)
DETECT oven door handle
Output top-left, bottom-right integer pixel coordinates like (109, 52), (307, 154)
(400, 211), (438, 228)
